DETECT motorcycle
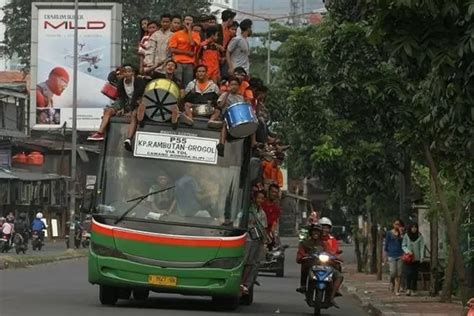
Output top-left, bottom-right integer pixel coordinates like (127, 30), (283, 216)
(31, 230), (44, 251)
(0, 234), (11, 253)
(13, 233), (27, 254)
(258, 244), (289, 277)
(304, 251), (341, 316)
(81, 231), (91, 248)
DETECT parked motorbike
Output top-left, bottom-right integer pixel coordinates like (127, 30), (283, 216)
(304, 251), (341, 316)
(13, 233), (27, 254)
(31, 230), (44, 251)
(0, 235), (11, 253)
(81, 231), (91, 248)
(258, 244), (289, 277)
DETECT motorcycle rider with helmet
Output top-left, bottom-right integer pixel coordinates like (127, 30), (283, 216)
(318, 217), (344, 307)
(296, 224), (325, 294)
(14, 213), (30, 247)
(31, 212), (47, 245)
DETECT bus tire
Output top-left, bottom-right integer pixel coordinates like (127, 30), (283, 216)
(117, 288), (132, 300)
(212, 295), (240, 311)
(132, 289), (149, 301)
(99, 285), (118, 306)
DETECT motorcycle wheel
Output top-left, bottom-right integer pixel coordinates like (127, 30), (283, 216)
(74, 238), (81, 249)
(15, 246), (20, 255)
(276, 259), (285, 277)
(313, 290), (324, 316)
(37, 243), (42, 251)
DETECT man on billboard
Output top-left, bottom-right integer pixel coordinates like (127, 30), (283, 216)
(36, 67), (70, 108)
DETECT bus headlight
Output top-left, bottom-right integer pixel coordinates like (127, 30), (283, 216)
(318, 254), (330, 263)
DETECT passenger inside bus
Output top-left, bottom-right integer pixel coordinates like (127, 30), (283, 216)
(146, 171), (175, 213)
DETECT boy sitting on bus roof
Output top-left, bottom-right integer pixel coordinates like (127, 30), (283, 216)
(171, 64), (219, 129)
(88, 65), (145, 142)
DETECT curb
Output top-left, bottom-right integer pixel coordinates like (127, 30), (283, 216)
(0, 249), (88, 270)
(342, 283), (398, 316)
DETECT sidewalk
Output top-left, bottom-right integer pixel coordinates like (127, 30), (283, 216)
(342, 263), (464, 316)
(0, 239), (88, 269)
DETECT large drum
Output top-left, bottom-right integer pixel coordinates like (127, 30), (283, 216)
(100, 82), (118, 100)
(143, 79), (180, 122)
(223, 102), (258, 138)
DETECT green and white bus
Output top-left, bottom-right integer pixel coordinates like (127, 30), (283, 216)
(88, 117), (258, 309)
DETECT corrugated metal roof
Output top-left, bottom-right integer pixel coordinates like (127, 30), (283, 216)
(0, 169), (18, 179)
(0, 168), (64, 181)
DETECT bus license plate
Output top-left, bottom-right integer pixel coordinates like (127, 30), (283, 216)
(148, 275), (177, 286)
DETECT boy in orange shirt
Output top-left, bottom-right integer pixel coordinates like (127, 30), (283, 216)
(198, 26), (224, 83)
(168, 14), (200, 86)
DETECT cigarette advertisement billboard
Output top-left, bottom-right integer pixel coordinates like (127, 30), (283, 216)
(31, 2), (121, 131)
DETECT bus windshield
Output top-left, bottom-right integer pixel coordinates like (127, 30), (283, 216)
(96, 124), (246, 229)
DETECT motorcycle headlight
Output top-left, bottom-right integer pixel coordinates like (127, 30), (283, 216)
(272, 250), (282, 257)
(318, 254), (330, 263)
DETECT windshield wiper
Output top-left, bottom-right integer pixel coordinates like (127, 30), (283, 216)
(114, 186), (175, 225)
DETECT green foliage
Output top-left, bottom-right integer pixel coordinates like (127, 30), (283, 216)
(1, 0), (211, 69)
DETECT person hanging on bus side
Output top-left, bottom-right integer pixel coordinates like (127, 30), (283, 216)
(171, 64), (219, 129)
(240, 190), (268, 296)
(88, 65), (145, 142)
(198, 26), (224, 83)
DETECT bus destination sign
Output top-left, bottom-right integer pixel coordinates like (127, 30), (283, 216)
(133, 131), (219, 165)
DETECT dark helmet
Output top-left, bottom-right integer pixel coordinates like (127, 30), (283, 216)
(308, 224), (322, 235)
(19, 212), (27, 219)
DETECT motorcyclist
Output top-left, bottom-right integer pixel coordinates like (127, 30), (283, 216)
(73, 216), (84, 249)
(319, 217), (340, 256)
(318, 217), (344, 307)
(296, 224), (325, 294)
(14, 212), (30, 246)
(82, 214), (92, 233)
(298, 210), (319, 242)
(31, 212), (47, 243)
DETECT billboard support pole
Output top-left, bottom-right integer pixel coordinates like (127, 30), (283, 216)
(69, 0), (79, 244)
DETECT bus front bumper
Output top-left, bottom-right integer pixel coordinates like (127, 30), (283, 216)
(88, 251), (243, 297)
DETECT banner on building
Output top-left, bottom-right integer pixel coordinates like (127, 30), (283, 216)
(31, 3), (122, 131)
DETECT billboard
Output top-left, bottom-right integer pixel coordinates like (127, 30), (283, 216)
(31, 2), (122, 131)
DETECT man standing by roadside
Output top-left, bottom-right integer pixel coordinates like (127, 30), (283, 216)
(168, 14), (200, 87)
(261, 183), (282, 249)
(227, 19), (253, 75)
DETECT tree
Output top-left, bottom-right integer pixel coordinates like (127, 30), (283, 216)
(269, 0), (473, 302)
(1, 0), (211, 69)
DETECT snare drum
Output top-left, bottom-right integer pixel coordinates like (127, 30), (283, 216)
(192, 103), (214, 117)
(101, 82), (118, 100)
(143, 79), (180, 122)
(223, 102), (258, 138)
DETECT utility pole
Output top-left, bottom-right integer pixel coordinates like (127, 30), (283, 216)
(69, 0), (79, 243)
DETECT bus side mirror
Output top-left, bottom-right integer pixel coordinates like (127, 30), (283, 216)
(248, 157), (261, 182)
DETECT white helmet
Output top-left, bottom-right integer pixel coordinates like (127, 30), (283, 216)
(36, 212), (43, 219)
(318, 217), (332, 227)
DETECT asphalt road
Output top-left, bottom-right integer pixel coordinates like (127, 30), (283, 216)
(0, 243), (367, 316)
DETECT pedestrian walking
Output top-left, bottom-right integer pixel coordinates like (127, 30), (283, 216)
(402, 223), (424, 296)
(384, 219), (404, 295)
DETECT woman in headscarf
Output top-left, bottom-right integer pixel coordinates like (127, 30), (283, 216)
(402, 223), (425, 296)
